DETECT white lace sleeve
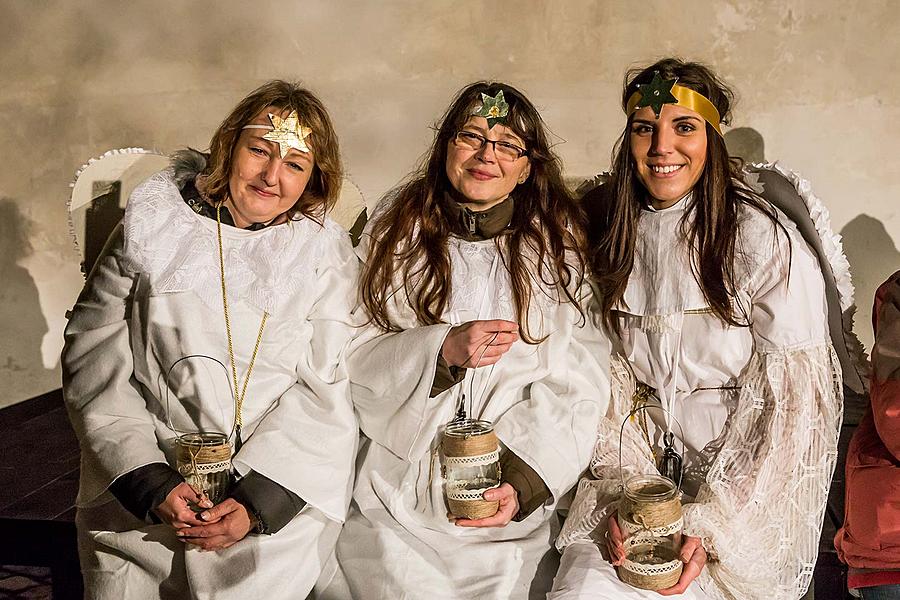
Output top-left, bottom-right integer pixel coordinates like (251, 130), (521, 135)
(683, 216), (843, 600)
(556, 353), (657, 550)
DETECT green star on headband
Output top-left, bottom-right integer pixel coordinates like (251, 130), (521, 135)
(625, 74), (724, 137)
(473, 91), (510, 129)
(634, 71), (679, 118)
(262, 111), (312, 158)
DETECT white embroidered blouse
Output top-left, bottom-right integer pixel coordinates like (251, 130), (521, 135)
(557, 193), (843, 600)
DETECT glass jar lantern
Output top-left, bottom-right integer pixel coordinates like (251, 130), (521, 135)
(616, 474), (684, 590)
(175, 432), (233, 506)
(441, 419), (502, 519)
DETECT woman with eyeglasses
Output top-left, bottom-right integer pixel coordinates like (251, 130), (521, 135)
(548, 58), (846, 599)
(314, 82), (610, 599)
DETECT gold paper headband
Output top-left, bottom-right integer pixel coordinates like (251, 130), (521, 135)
(242, 111), (313, 157)
(625, 73), (723, 138)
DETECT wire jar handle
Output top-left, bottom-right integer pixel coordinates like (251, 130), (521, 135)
(161, 354), (236, 440)
(618, 403), (685, 493)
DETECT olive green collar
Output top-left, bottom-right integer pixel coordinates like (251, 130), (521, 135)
(443, 191), (514, 241)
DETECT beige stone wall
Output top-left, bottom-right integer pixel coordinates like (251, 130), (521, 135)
(1, 0), (896, 408)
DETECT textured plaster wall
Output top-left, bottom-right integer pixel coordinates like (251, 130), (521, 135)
(1, 0), (897, 408)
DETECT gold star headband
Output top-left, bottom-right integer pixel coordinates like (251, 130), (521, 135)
(625, 72), (724, 138)
(242, 110), (313, 158)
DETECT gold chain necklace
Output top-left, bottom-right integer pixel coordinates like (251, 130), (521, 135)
(216, 202), (268, 447)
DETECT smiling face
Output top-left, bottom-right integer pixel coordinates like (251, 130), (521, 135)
(630, 103), (708, 209)
(226, 107), (315, 228)
(444, 116), (531, 211)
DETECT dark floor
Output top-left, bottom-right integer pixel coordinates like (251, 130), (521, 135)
(0, 566), (52, 599)
(0, 389), (81, 599)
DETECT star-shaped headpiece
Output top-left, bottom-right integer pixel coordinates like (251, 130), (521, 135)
(624, 72), (725, 137)
(261, 111), (313, 158)
(472, 91), (510, 129)
(633, 71), (679, 118)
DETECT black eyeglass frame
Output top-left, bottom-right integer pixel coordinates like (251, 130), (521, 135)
(452, 130), (529, 160)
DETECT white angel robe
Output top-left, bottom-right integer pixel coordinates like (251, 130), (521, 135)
(551, 195), (842, 600)
(62, 170), (359, 600)
(316, 232), (611, 599)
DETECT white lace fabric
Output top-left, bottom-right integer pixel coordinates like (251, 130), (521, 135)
(122, 169), (345, 317)
(683, 343), (842, 599)
(558, 177), (845, 600)
(559, 345), (842, 600)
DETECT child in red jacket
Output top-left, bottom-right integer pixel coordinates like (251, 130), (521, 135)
(835, 271), (900, 599)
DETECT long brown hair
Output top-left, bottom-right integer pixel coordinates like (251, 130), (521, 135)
(203, 80), (342, 221)
(360, 81), (587, 343)
(589, 58), (784, 332)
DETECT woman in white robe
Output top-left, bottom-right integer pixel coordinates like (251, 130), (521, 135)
(62, 81), (359, 600)
(316, 82), (610, 599)
(550, 59), (844, 600)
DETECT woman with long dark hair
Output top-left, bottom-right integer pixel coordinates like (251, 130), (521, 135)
(550, 59), (845, 599)
(316, 82), (610, 598)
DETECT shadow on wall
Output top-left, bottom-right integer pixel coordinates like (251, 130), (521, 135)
(725, 127), (765, 165)
(841, 215), (900, 351)
(0, 199), (53, 405)
(82, 181), (125, 276)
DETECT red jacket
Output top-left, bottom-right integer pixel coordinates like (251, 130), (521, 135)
(835, 271), (900, 579)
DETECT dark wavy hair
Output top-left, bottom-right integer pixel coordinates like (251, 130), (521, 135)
(203, 80), (342, 222)
(360, 81), (587, 343)
(589, 58), (784, 332)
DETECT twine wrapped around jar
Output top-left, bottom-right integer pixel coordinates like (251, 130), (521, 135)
(616, 474), (684, 590)
(441, 420), (501, 520)
(175, 432), (233, 505)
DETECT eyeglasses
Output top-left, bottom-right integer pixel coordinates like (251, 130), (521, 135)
(453, 131), (528, 161)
